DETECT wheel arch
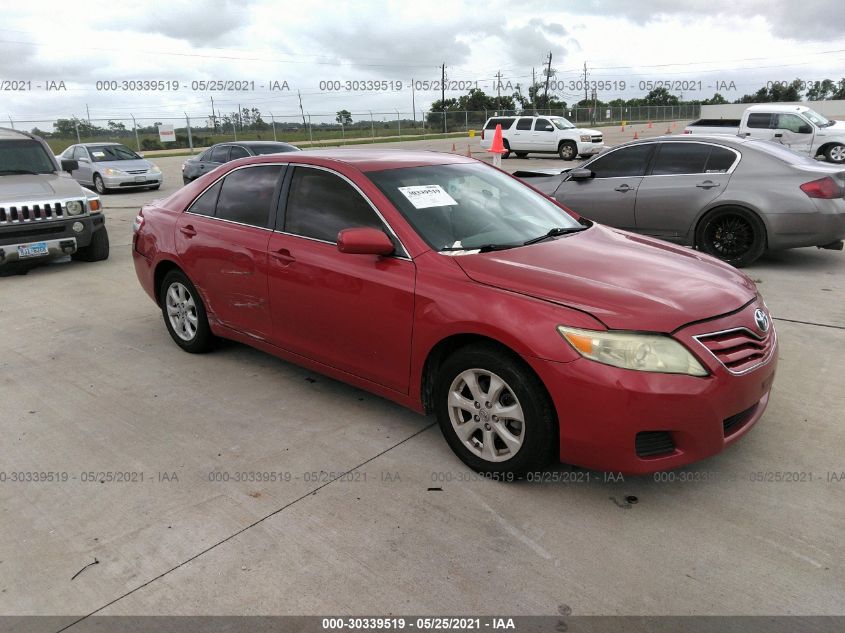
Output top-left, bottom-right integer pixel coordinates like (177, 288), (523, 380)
(153, 259), (184, 306)
(693, 203), (769, 250)
(817, 141), (845, 160)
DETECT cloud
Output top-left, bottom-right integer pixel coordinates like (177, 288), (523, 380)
(502, 19), (575, 68)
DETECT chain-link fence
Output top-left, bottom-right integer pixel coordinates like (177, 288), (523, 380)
(6, 105), (700, 154)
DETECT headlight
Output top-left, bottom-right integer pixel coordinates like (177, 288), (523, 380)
(104, 167), (126, 177)
(149, 164), (161, 174)
(65, 200), (83, 215)
(580, 135), (591, 142)
(557, 326), (708, 376)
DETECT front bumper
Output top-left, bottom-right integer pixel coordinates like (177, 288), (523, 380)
(0, 214), (104, 266)
(526, 301), (778, 474)
(576, 141), (606, 156)
(103, 172), (162, 189)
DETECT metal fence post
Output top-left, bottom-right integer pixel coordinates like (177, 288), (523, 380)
(232, 119), (237, 141)
(307, 114), (313, 144)
(397, 110), (401, 137)
(8, 116), (14, 130)
(370, 111), (374, 142)
(270, 112), (277, 141)
(130, 114), (140, 151)
(74, 120), (81, 144)
(185, 113), (194, 154)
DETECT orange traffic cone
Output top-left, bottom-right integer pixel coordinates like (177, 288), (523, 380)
(489, 123), (506, 167)
(466, 144), (472, 158)
(451, 142), (456, 152)
(647, 120), (653, 128)
(633, 131), (639, 140)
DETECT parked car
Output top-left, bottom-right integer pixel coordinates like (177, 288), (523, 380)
(1, 128), (108, 269)
(520, 135), (845, 267)
(181, 141), (301, 184)
(58, 143), (162, 194)
(684, 104), (845, 163)
(133, 149), (777, 476)
(479, 115), (605, 160)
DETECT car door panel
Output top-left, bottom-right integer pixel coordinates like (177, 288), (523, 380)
(773, 114), (814, 156)
(511, 118), (534, 151)
(532, 119), (556, 152)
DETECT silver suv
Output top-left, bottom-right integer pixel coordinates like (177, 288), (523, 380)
(0, 128), (108, 269)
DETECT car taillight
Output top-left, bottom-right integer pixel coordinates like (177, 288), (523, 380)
(800, 177), (841, 199)
(132, 210), (144, 233)
(683, 129), (692, 134)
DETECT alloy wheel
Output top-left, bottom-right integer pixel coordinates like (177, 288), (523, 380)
(166, 282), (199, 341)
(707, 215), (753, 258)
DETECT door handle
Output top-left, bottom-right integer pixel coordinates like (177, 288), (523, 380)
(614, 184), (633, 192)
(272, 248), (295, 266)
(179, 225), (197, 237)
(696, 181), (720, 189)
(774, 133), (783, 138)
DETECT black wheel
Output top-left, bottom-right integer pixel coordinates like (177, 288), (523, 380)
(93, 174), (108, 194)
(501, 140), (511, 160)
(434, 343), (556, 475)
(825, 143), (845, 164)
(160, 269), (214, 353)
(696, 207), (766, 268)
(558, 141), (577, 161)
(515, 151), (528, 158)
(72, 226), (110, 262)
(149, 184), (161, 190)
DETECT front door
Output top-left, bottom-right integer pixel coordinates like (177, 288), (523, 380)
(532, 118), (557, 153)
(773, 113), (815, 156)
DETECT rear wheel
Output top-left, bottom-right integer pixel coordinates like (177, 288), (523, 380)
(696, 207), (766, 268)
(500, 140), (511, 159)
(72, 226), (109, 262)
(160, 269), (214, 353)
(434, 344), (556, 475)
(515, 151), (528, 158)
(825, 143), (845, 164)
(558, 141), (577, 161)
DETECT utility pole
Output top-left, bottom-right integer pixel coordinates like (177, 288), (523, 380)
(85, 103), (91, 128)
(531, 67), (536, 112)
(411, 78), (415, 130)
(583, 61), (589, 104)
(298, 90), (307, 131)
(441, 63), (446, 134)
(543, 52), (552, 112)
(210, 96), (216, 132)
(496, 70), (502, 109)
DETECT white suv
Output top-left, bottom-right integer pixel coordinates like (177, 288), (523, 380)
(480, 115), (605, 160)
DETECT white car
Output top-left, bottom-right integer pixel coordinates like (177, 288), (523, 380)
(480, 115), (605, 160)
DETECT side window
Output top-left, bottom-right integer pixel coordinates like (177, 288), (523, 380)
(215, 166), (281, 227)
(776, 114), (809, 133)
(198, 149), (213, 161)
(62, 146), (75, 159)
(705, 147), (737, 173)
(650, 143), (709, 175)
(285, 167), (384, 243)
(73, 147), (88, 160)
(210, 146), (230, 163)
(187, 181), (222, 217)
(516, 118), (533, 131)
(587, 144), (654, 178)
(534, 119), (554, 132)
(485, 118), (514, 130)
(229, 145), (250, 159)
(746, 113), (772, 129)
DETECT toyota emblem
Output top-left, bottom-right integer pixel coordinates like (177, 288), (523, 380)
(754, 308), (770, 333)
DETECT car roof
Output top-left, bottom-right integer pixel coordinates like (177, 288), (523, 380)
(234, 148), (475, 172)
(79, 142), (124, 147)
(0, 127), (35, 140)
(745, 104), (809, 113)
(611, 134), (749, 150)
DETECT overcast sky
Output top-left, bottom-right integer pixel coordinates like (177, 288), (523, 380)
(1, 0), (844, 126)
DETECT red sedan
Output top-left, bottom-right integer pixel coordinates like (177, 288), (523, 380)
(133, 149), (777, 475)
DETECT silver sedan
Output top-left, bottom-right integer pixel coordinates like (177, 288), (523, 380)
(58, 143), (163, 194)
(522, 135), (845, 266)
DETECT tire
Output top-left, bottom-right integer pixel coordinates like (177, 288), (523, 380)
(501, 140), (511, 160)
(71, 226), (110, 262)
(558, 141), (577, 161)
(434, 343), (556, 475)
(149, 184), (161, 190)
(824, 143), (845, 164)
(160, 269), (214, 353)
(93, 174), (108, 194)
(515, 151), (528, 158)
(696, 207), (766, 268)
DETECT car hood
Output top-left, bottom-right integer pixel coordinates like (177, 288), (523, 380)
(574, 127), (602, 136)
(454, 225), (757, 332)
(0, 173), (87, 202)
(95, 159), (151, 171)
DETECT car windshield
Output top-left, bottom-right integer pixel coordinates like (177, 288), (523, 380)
(802, 109), (833, 127)
(88, 144), (141, 162)
(368, 162), (582, 252)
(747, 139), (822, 166)
(250, 144), (298, 155)
(0, 139), (56, 174)
(551, 117), (576, 130)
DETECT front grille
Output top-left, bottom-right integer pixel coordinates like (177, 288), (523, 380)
(591, 135), (603, 143)
(723, 405), (756, 436)
(126, 169), (148, 174)
(635, 431), (675, 458)
(0, 201), (64, 224)
(694, 327), (775, 374)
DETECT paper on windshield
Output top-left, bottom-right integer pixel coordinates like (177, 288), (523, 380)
(398, 185), (457, 209)
(91, 151), (106, 158)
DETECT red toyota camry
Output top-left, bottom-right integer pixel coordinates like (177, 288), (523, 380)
(133, 149), (777, 475)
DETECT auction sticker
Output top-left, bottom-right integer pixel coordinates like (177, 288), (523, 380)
(398, 185), (457, 209)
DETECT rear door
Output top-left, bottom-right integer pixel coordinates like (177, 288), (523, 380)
(175, 164), (284, 339)
(555, 143), (656, 229)
(532, 118), (557, 152)
(772, 113), (815, 156)
(266, 165), (415, 392)
(634, 142), (737, 241)
(196, 145), (231, 178)
(510, 117), (535, 151)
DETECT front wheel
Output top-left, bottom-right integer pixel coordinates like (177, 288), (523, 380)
(696, 207), (766, 268)
(160, 270), (214, 353)
(72, 226), (109, 262)
(825, 143), (845, 164)
(93, 174), (108, 194)
(558, 141), (577, 161)
(149, 184), (161, 190)
(434, 344), (556, 475)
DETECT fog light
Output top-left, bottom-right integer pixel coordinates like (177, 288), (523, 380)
(72, 221), (84, 233)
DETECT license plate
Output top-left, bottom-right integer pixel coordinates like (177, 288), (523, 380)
(135, 175), (147, 182)
(18, 241), (49, 258)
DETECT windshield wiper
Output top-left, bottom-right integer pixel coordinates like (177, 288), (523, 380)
(0, 169), (42, 175)
(439, 243), (518, 253)
(523, 226), (586, 245)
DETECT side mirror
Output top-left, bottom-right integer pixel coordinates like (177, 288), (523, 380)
(798, 124), (812, 134)
(337, 227), (394, 256)
(569, 168), (594, 181)
(61, 159), (79, 172)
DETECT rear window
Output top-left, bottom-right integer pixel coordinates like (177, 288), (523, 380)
(484, 118), (514, 130)
(705, 146), (738, 172)
(651, 143), (709, 175)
